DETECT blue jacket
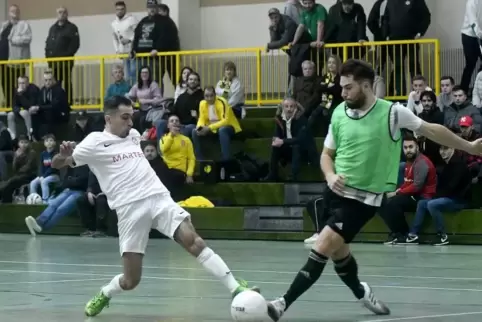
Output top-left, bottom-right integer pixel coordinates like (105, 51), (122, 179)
(105, 81), (131, 101)
(39, 150), (58, 177)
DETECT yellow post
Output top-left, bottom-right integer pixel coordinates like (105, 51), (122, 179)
(256, 49), (262, 106)
(434, 39), (441, 96)
(100, 57), (105, 111)
(28, 60), (34, 83)
(343, 45), (348, 62)
(176, 53), (181, 83)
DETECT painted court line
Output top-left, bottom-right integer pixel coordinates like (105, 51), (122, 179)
(360, 311), (482, 321)
(0, 260), (478, 282)
(1, 269), (482, 293)
(0, 278), (105, 286)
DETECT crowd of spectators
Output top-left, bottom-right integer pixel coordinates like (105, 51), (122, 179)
(0, 0), (481, 244)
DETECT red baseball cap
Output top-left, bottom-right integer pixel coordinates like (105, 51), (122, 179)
(459, 116), (473, 127)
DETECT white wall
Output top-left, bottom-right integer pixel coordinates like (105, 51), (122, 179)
(23, 0), (465, 59)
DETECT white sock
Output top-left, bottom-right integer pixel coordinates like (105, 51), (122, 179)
(197, 247), (240, 293)
(101, 274), (124, 298)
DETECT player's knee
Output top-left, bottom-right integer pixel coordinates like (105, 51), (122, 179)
(122, 274), (141, 290)
(313, 225), (345, 257)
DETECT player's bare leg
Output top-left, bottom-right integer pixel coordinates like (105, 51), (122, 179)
(174, 218), (259, 297)
(267, 226), (389, 321)
(85, 252), (143, 316)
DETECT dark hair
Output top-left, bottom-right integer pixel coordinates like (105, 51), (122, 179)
(137, 65), (153, 89)
(441, 75), (454, 85)
(402, 132), (418, 144)
(17, 134), (29, 142)
(178, 66), (193, 85)
(339, 59), (375, 85)
(452, 85), (466, 94)
(412, 75), (426, 83)
(158, 3), (170, 14)
(204, 85), (216, 95)
(43, 134), (56, 141)
(104, 95), (132, 115)
(420, 90), (436, 102)
(115, 1), (126, 6)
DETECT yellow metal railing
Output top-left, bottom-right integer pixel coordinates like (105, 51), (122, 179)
(0, 39), (439, 112)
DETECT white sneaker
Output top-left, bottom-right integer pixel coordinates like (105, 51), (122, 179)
(267, 297), (286, 321)
(359, 282), (390, 315)
(25, 216), (42, 237)
(304, 233), (319, 243)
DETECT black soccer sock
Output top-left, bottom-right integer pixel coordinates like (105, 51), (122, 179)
(333, 253), (365, 299)
(283, 250), (328, 309)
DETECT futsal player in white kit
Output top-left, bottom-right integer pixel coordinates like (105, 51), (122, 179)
(51, 96), (259, 317)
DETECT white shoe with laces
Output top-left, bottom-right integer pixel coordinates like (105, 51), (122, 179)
(267, 296), (286, 321)
(303, 233), (319, 243)
(359, 282), (390, 315)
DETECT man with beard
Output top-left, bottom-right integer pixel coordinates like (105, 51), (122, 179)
(417, 90), (444, 165)
(444, 86), (482, 133)
(379, 135), (436, 245)
(266, 59), (482, 322)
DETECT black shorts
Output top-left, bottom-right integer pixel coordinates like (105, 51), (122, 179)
(323, 189), (379, 243)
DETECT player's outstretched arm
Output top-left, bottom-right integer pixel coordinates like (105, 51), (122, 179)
(52, 141), (76, 169)
(417, 122), (473, 153)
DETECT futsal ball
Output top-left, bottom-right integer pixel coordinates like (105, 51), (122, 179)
(231, 290), (267, 321)
(26, 193), (42, 205)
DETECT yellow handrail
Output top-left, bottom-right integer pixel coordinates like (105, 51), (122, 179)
(0, 39), (439, 112)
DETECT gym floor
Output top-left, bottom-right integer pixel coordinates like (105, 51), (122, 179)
(0, 234), (480, 322)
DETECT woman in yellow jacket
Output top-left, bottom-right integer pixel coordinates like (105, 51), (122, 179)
(191, 86), (242, 161)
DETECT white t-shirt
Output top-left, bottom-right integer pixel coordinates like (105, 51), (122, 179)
(72, 129), (168, 209)
(324, 102), (424, 206)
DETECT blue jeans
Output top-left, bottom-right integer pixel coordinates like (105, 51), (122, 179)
(124, 58), (137, 85)
(397, 162), (405, 188)
(191, 125), (235, 161)
(36, 189), (83, 231)
(411, 198), (465, 235)
(155, 119), (196, 144)
(29, 175), (60, 200)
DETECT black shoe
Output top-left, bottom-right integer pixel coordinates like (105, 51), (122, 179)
(405, 234), (419, 244)
(383, 233), (397, 245)
(433, 233), (449, 246)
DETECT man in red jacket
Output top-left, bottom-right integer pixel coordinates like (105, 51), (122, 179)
(379, 135), (437, 245)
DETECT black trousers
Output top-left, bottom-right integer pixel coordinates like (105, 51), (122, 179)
(306, 194), (327, 233)
(77, 194), (117, 235)
(378, 194), (419, 236)
(158, 161), (186, 201)
(137, 55), (177, 95)
(461, 33), (482, 92)
(0, 64), (26, 107)
(388, 43), (421, 96)
(48, 60), (74, 104)
(31, 110), (57, 141)
(268, 143), (319, 180)
(0, 174), (34, 203)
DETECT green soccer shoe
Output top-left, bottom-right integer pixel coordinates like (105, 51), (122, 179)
(84, 291), (110, 317)
(232, 278), (261, 299)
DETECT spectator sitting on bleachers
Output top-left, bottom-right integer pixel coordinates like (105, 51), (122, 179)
(266, 7), (298, 51)
(284, 0), (302, 24)
(472, 70), (482, 108)
(24, 164), (89, 236)
(417, 90), (444, 166)
(0, 121), (13, 181)
(380, 136), (436, 245)
(7, 76), (39, 140)
(263, 98), (318, 182)
(325, 0), (368, 59)
(444, 85), (482, 133)
(126, 65), (162, 132)
(192, 86), (242, 162)
(0, 135), (36, 203)
(174, 66), (193, 102)
(28, 134), (59, 203)
(407, 146), (472, 246)
(71, 110), (94, 142)
(215, 61), (245, 119)
(457, 116), (482, 181)
(77, 171), (112, 238)
(143, 141), (163, 177)
(104, 64), (131, 101)
(438, 76), (454, 111)
(32, 69), (70, 140)
(159, 115), (195, 200)
(292, 60), (322, 118)
(155, 71), (202, 143)
(406, 75), (431, 115)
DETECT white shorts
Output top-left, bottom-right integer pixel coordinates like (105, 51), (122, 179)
(115, 193), (190, 255)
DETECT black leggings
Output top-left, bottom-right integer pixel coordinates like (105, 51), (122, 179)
(461, 33), (482, 92)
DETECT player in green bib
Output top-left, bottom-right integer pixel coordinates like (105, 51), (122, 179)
(267, 59), (482, 321)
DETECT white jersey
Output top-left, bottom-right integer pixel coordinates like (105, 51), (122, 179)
(72, 129), (168, 209)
